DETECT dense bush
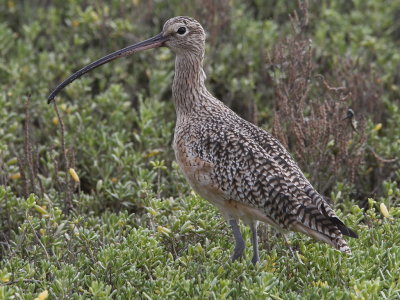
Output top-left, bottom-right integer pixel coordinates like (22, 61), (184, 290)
(0, 0), (399, 298)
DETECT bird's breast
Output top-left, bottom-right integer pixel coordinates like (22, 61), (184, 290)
(173, 125), (226, 205)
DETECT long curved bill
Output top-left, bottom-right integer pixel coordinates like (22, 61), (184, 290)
(47, 32), (168, 103)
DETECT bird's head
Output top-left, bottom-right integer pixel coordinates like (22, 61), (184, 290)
(162, 16), (205, 56)
(47, 16), (205, 103)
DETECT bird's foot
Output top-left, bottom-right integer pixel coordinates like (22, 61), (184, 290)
(251, 252), (260, 265)
(230, 243), (245, 262)
(250, 222), (259, 265)
(229, 219), (245, 262)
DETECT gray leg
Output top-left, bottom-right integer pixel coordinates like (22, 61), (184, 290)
(229, 219), (245, 261)
(250, 222), (260, 264)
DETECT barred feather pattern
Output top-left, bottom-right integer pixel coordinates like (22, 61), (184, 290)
(166, 16), (355, 254)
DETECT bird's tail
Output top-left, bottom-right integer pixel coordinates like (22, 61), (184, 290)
(293, 221), (354, 254)
(329, 216), (358, 238)
(293, 223), (352, 253)
(292, 204), (357, 254)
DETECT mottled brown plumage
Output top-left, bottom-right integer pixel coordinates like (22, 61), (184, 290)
(48, 16), (358, 263)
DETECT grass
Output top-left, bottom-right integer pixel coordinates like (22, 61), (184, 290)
(1, 188), (399, 299)
(1, 0), (399, 299)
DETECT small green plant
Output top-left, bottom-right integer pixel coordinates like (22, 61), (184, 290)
(0, 0), (399, 298)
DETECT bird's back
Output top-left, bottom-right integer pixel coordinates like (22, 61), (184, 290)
(173, 96), (356, 253)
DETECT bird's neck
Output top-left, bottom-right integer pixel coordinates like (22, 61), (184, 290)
(172, 53), (210, 117)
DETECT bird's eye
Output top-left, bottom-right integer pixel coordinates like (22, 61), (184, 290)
(177, 27), (186, 35)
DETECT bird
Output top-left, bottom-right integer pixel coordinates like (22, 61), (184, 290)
(48, 16), (358, 264)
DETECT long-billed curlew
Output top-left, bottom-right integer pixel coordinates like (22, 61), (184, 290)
(48, 16), (358, 264)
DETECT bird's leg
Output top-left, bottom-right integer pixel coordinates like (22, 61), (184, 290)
(229, 219), (245, 261)
(250, 222), (260, 264)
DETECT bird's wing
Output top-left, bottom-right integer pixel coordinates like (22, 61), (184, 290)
(238, 118), (339, 216)
(191, 120), (357, 239)
(238, 119), (357, 238)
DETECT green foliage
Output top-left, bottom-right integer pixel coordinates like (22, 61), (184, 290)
(0, 0), (399, 298)
(1, 190), (399, 298)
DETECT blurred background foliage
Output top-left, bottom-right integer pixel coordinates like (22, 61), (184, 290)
(0, 0), (399, 298)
